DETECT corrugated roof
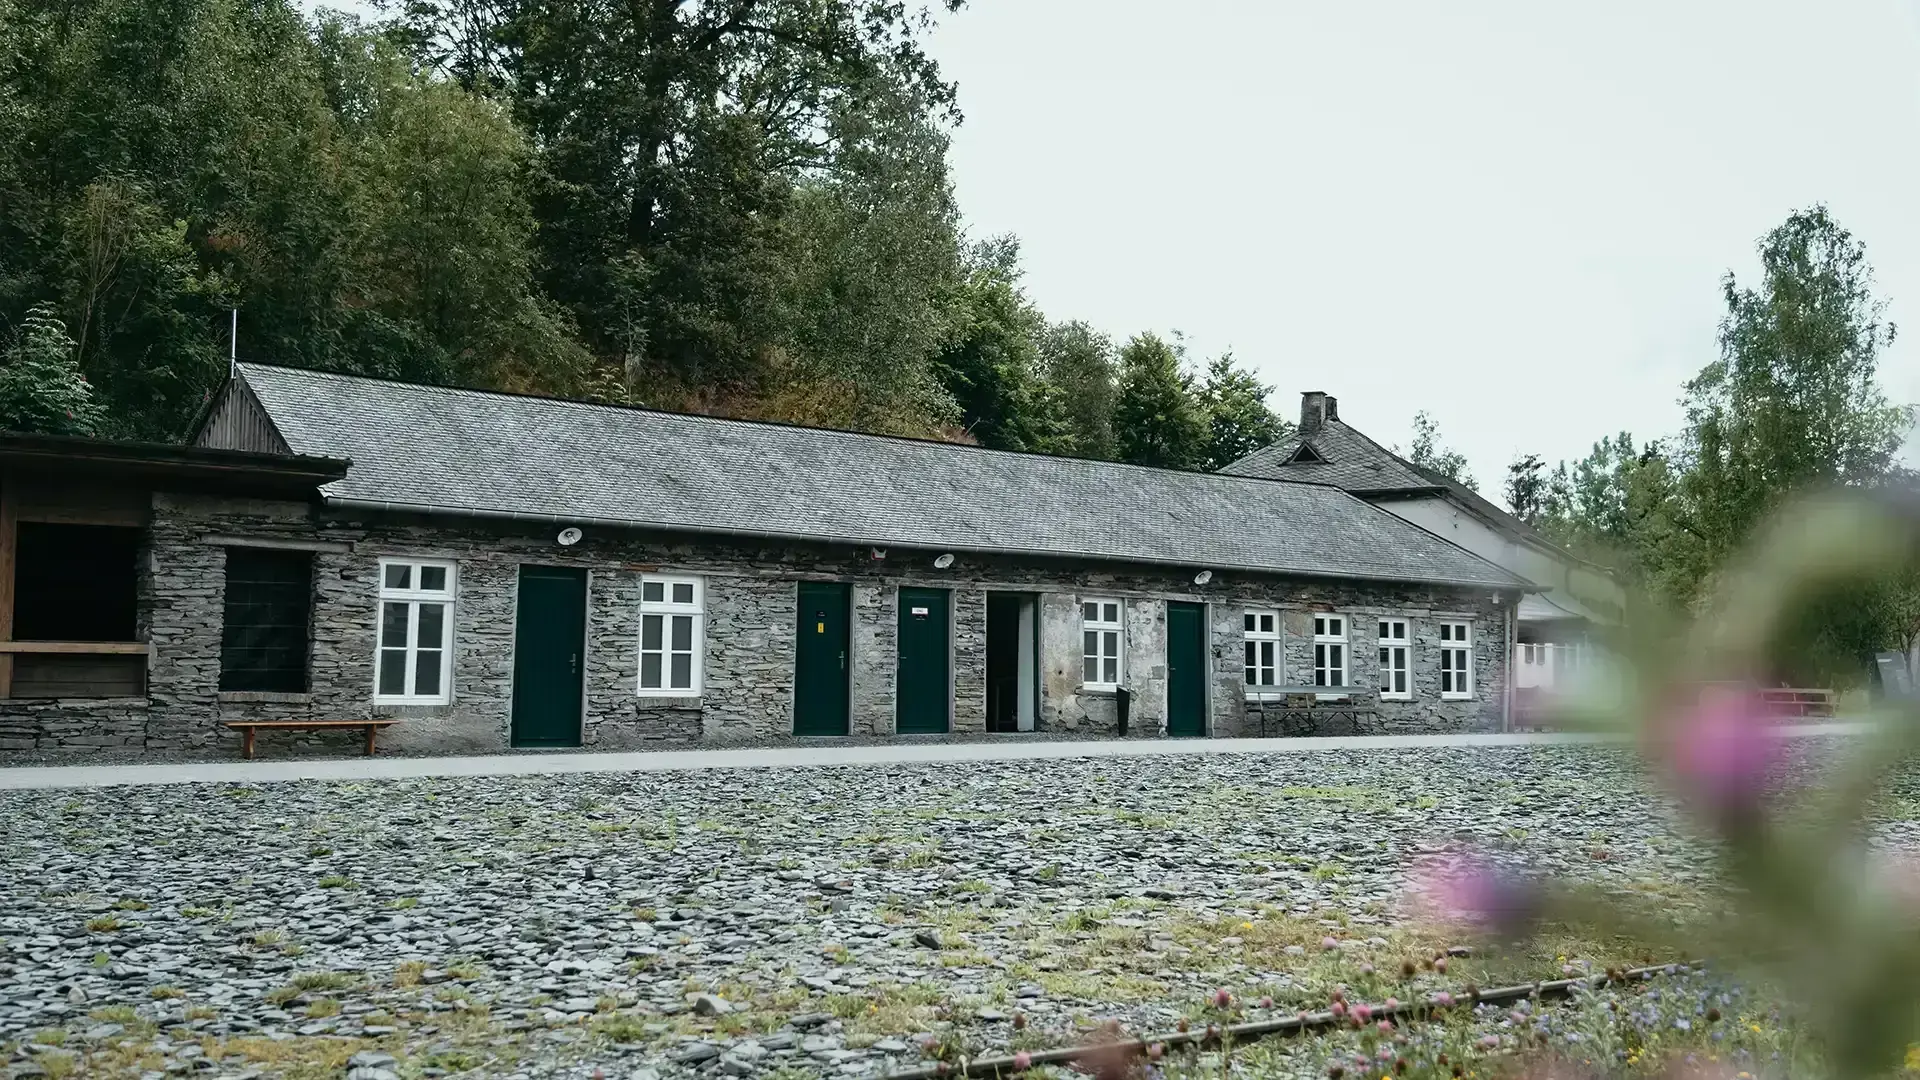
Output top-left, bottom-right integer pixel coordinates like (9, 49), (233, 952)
(1222, 420), (1440, 491)
(233, 364), (1529, 589)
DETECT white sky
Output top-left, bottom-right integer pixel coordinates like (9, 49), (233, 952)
(925, 0), (1920, 491)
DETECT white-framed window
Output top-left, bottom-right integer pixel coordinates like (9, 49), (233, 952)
(375, 558), (455, 704)
(1081, 599), (1123, 689)
(1439, 620), (1473, 698)
(1377, 618), (1410, 699)
(1243, 610), (1281, 690)
(1312, 614), (1346, 690)
(638, 575), (704, 695)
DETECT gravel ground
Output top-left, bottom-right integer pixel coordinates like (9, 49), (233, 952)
(0, 732), (1139, 769)
(0, 743), (1902, 1080)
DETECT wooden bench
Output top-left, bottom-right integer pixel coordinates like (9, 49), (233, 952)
(225, 719), (400, 759)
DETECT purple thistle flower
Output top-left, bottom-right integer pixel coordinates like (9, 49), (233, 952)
(1665, 684), (1786, 825)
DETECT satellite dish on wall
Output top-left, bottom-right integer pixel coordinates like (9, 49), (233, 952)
(1192, 570), (1213, 586)
(557, 527), (583, 547)
(933, 553), (955, 569)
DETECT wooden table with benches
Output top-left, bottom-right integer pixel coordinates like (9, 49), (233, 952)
(225, 719), (401, 759)
(1245, 686), (1378, 737)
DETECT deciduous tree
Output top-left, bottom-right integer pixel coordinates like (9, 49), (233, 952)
(1195, 351), (1288, 471)
(1113, 332), (1206, 470)
(0, 304), (104, 435)
(1404, 410), (1476, 490)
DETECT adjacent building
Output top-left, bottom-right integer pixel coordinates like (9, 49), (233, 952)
(1222, 391), (1623, 701)
(0, 365), (1531, 755)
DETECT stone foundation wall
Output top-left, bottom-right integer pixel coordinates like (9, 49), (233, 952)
(0, 494), (1517, 753)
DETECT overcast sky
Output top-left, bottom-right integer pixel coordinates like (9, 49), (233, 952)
(308, 0), (1920, 494)
(924, 0), (1920, 492)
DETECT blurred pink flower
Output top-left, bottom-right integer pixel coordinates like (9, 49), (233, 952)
(1407, 849), (1536, 933)
(1666, 684), (1784, 822)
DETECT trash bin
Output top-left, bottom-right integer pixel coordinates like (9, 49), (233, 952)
(1115, 686), (1131, 737)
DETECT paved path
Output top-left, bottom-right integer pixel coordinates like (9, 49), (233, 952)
(0, 723), (1863, 790)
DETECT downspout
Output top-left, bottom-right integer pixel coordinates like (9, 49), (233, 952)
(1503, 596), (1515, 732)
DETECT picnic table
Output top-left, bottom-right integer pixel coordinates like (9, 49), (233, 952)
(1244, 687), (1378, 737)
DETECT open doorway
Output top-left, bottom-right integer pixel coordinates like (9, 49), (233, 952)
(986, 592), (1038, 732)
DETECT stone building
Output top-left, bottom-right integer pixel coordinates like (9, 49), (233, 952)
(0, 364), (1529, 755)
(1223, 392), (1624, 705)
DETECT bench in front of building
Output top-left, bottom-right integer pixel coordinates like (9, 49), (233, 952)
(1246, 687), (1377, 737)
(225, 719), (400, 759)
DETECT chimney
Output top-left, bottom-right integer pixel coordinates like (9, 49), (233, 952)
(1300, 391), (1338, 435)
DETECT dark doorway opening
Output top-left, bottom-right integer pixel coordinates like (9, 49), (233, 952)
(985, 592), (1038, 733)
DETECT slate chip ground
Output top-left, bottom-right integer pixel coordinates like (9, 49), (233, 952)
(0, 744), (1907, 1079)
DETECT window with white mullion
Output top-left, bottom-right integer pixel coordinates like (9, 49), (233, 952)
(375, 559), (456, 704)
(1439, 620), (1473, 698)
(1312, 614), (1346, 690)
(1377, 618), (1410, 699)
(639, 575), (703, 695)
(1081, 599), (1124, 689)
(1243, 609), (1280, 691)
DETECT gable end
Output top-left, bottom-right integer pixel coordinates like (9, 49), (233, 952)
(193, 373), (291, 455)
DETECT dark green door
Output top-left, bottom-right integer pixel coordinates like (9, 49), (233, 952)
(897, 587), (951, 734)
(1166, 601), (1208, 737)
(511, 566), (587, 747)
(794, 582), (851, 736)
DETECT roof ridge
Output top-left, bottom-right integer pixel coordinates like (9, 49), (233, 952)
(238, 362), (1358, 494)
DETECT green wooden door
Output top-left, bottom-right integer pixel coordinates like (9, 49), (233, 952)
(510, 566), (587, 747)
(896, 587), (951, 734)
(1166, 601), (1208, 737)
(794, 582), (851, 736)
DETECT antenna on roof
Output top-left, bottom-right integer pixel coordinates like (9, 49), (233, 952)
(229, 308), (238, 379)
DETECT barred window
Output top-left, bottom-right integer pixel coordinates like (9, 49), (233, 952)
(219, 548), (312, 693)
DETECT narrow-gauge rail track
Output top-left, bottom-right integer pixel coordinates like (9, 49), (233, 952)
(882, 963), (1687, 1079)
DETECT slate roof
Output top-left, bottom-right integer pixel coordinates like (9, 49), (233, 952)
(1225, 421), (1597, 560)
(230, 364), (1528, 589)
(1221, 420), (1440, 492)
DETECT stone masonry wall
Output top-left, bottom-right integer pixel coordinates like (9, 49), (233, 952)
(0, 493), (1516, 753)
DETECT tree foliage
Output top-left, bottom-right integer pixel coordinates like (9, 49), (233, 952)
(1113, 333), (1206, 470)
(1404, 411), (1476, 490)
(1526, 207), (1917, 683)
(1038, 320), (1117, 460)
(1504, 453), (1546, 525)
(0, 0), (1298, 471)
(1195, 351), (1289, 471)
(0, 304), (105, 435)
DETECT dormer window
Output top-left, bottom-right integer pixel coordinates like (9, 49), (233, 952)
(1286, 442), (1325, 465)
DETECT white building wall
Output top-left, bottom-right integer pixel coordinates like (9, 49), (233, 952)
(1371, 496), (1623, 628)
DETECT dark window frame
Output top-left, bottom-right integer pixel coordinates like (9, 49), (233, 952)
(218, 547), (314, 693)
